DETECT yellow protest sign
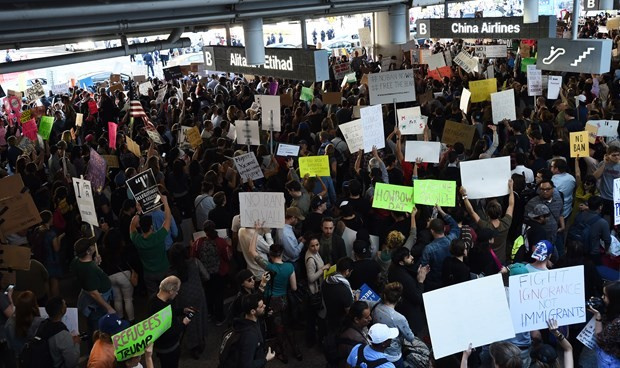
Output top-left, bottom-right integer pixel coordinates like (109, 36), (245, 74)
(372, 183), (414, 212)
(299, 156), (330, 177)
(469, 78), (497, 103)
(441, 120), (477, 149)
(126, 136), (141, 158)
(186, 126), (203, 149)
(570, 131), (589, 158)
(585, 124), (598, 144)
(102, 155), (120, 168)
(413, 179), (456, 207)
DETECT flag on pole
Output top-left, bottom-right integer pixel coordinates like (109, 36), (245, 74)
(130, 100), (155, 129)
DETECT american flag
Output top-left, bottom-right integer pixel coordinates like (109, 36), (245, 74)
(130, 100), (155, 129)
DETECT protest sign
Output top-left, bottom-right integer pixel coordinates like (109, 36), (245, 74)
(474, 45), (507, 58)
(323, 92), (342, 105)
(185, 126), (202, 149)
(51, 82), (68, 95)
(586, 120), (619, 137)
(521, 57), (536, 72)
(300, 87), (313, 102)
(339, 119), (364, 153)
(424, 274), (515, 359)
(39, 116), (53, 140)
(39, 307), (78, 334)
(358, 27), (372, 47)
(460, 88), (471, 113)
(428, 66), (453, 81)
(299, 156), (330, 177)
(145, 129), (163, 145)
(527, 64), (543, 96)
(75, 113), (83, 127)
(453, 51), (478, 74)
(352, 106), (361, 118)
(413, 180), (456, 207)
(585, 124), (598, 144)
(441, 120), (476, 149)
(279, 93), (293, 107)
(126, 136), (141, 158)
(255, 95), (281, 131)
(469, 79), (497, 103)
(460, 156), (511, 199)
(509, 266), (585, 333)
(360, 73), (369, 85)
(359, 284), (381, 302)
(360, 105), (385, 152)
(332, 63), (352, 80)
(72, 177), (99, 228)
(103, 155), (120, 168)
(138, 81), (152, 96)
(577, 317), (597, 350)
(233, 152), (265, 183)
(491, 90), (516, 124)
(418, 49), (432, 64)
(113, 305), (172, 361)
(86, 149), (107, 192)
(368, 69), (416, 105)
(177, 126), (192, 149)
(110, 74), (121, 83)
(0, 175), (41, 236)
(108, 122), (117, 149)
(570, 131), (589, 158)
(276, 143), (300, 157)
(26, 82), (45, 101)
(372, 183), (415, 212)
(19, 110), (32, 124)
(426, 53), (446, 70)
(239, 192), (285, 228)
(397, 107), (426, 135)
(235, 120), (261, 146)
(547, 76), (562, 100)
(126, 169), (161, 214)
(614, 178), (620, 226)
(22, 119), (38, 141)
(345, 72), (357, 83)
(16, 137), (35, 156)
(405, 141), (441, 163)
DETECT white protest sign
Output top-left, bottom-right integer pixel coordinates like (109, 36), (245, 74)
(587, 120), (619, 137)
(139, 81), (153, 96)
(527, 65), (543, 96)
(443, 50), (452, 66)
(72, 177), (99, 228)
(51, 82), (69, 95)
(424, 274), (515, 359)
(474, 45), (507, 58)
(509, 266), (586, 334)
(333, 62), (352, 80)
(358, 27), (372, 47)
(342, 226), (357, 258)
(368, 69), (416, 105)
(576, 317), (597, 350)
(397, 107), (426, 135)
(177, 126), (191, 149)
(235, 120), (261, 146)
(453, 51), (477, 74)
(360, 105), (385, 152)
(491, 90), (516, 124)
(276, 143), (300, 157)
(155, 87), (166, 104)
(405, 141), (441, 163)
(26, 82), (45, 101)
(614, 178), (620, 226)
(339, 119), (364, 153)
(547, 76), (562, 100)
(460, 88), (471, 113)
(255, 95), (281, 132)
(233, 152), (264, 183)
(145, 129), (163, 145)
(460, 156), (511, 199)
(426, 53), (446, 71)
(239, 192), (285, 228)
(39, 307), (79, 334)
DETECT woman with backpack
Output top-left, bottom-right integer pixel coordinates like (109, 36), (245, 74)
(5, 291), (44, 358)
(304, 234), (331, 347)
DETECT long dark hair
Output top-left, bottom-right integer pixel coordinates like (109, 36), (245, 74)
(168, 243), (189, 282)
(15, 291), (39, 338)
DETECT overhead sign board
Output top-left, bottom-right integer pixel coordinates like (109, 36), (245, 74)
(202, 46), (329, 81)
(415, 16), (556, 39)
(537, 38), (612, 74)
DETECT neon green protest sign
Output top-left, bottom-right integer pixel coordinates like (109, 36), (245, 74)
(39, 116), (53, 140)
(413, 180), (456, 207)
(113, 305), (172, 361)
(372, 183), (414, 212)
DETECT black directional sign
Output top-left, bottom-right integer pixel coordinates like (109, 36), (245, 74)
(415, 16), (556, 39)
(537, 38), (612, 74)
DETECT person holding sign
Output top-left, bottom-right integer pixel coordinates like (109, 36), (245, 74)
(87, 313), (129, 368)
(593, 146), (620, 226)
(419, 205), (460, 291)
(587, 281), (620, 368)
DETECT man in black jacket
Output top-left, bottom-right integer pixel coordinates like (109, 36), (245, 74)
(235, 294), (275, 368)
(319, 217), (347, 265)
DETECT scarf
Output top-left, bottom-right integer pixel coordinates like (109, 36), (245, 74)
(327, 273), (353, 298)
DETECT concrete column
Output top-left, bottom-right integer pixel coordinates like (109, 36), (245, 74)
(375, 10), (402, 60)
(225, 24), (231, 46)
(243, 18), (264, 65)
(523, 0), (539, 24)
(388, 4), (407, 45)
(300, 17), (308, 49)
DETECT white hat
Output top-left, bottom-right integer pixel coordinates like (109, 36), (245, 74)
(368, 323), (399, 344)
(578, 94), (586, 102)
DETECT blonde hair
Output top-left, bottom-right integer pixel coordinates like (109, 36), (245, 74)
(159, 276), (181, 292)
(385, 231), (405, 250)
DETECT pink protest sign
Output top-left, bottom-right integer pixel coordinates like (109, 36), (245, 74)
(108, 122), (117, 149)
(22, 119), (38, 140)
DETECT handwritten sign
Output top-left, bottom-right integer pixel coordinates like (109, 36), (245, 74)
(585, 123), (598, 144)
(239, 192), (285, 228)
(19, 110), (32, 124)
(509, 266), (585, 333)
(397, 107), (426, 135)
(72, 177), (99, 228)
(368, 69), (416, 105)
(428, 66), (453, 81)
(276, 143), (300, 157)
(527, 64), (543, 96)
(126, 136), (141, 158)
(570, 131), (589, 158)
(332, 63), (352, 80)
(469, 78), (497, 103)
(126, 169), (161, 214)
(360, 105), (385, 152)
(113, 305), (172, 361)
(577, 317), (597, 350)
(185, 126), (202, 148)
(441, 120), (476, 149)
(233, 152), (264, 183)
(22, 119), (38, 141)
(39, 116), (53, 140)
(405, 141), (441, 163)
(235, 120), (261, 146)
(138, 81), (152, 96)
(547, 76), (562, 100)
(586, 120), (619, 137)
(372, 183), (414, 212)
(299, 156), (330, 177)
(255, 95), (281, 132)
(426, 53), (446, 70)
(453, 51), (478, 74)
(75, 113), (83, 127)
(300, 87), (313, 102)
(491, 90), (516, 124)
(339, 119), (364, 153)
(413, 180), (456, 207)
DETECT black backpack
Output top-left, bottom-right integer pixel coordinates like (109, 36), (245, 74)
(352, 344), (388, 368)
(19, 320), (67, 368)
(567, 215), (601, 253)
(218, 324), (250, 368)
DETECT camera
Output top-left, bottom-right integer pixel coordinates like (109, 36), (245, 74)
(586, 297), (604, 311)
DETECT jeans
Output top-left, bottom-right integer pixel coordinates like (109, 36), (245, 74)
(109, 270), (135, 321)
(146, 63), (155, 77)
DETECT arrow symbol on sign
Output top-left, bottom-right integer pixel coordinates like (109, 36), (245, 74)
(570, 47), (595, 66)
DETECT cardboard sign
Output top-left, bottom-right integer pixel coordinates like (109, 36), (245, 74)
(126, 169), (161, 214)
(279, 93), (293, 107)
(299, 156), (330, 177)
(255, 95), (281, 132)
(519, 42), (532, 58)
(138, 81), (152, 96)
(372, 183), (415, 212)
(527, 65), (543, 96)
(413, 179), (456, 207)
(547, 76), (562, 100)
(405, 141), (441, 163)
(570, 131), (589, 158)
(453, 51), (478, 74)
(585, 124), (598, 145)
(239, 192), (285, 229)
(25, 82), (45, 101)
(0, 174), (41, 235)
(39, 116), (53, 140)
(424, 274), (515, 359)
(75, 113), (83, 127)
(235, 120), (261, 146)
(102, 155), (120, 168)
(368, 69), (416, 105)
(360, 105), (385, 152)
(113, 305), (172, 361)
(441, 120), (476, 149)
(110, 74), (121, 83)
(72, 177), (99, 228)
(233, 152), (265, 183)
(509, 266), (585, 333)
(0, 245), (31, 270)
(185, 126), (202, 149)
(126, 136), (141, 158)
(576, 317), (597, 350)
(586, 120), (618, 137)
(323, 92), (342, 105)
(460, 156), (511, 199)
(469, 78), (497, 103)
(397, 107), (425, 135)
(491, 90), (516, 124)
(460, 88), (471, 113)
(276, 143), (300, 157)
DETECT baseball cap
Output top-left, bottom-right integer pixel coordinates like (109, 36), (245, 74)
(530, 344), (558, 364)
(528, 204), (551, 219)
(286, 207), (305, 220)
(74, 237), (95, 257)
(532, 240), (554, 262)
(368, 323), (399, 344)
(577, 94), (587, 102)
(310, 195), (327, 210)
(98, 314), (130, 335)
